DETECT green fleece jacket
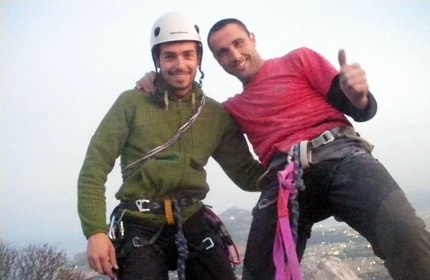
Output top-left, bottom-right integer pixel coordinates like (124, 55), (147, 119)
(77, 83), (264, 239)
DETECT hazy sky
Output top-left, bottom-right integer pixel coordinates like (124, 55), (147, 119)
(2, 1), (430, 256)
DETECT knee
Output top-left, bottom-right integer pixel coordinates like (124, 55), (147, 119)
(377, 190), (424, 229)
(375, 190), (426, 254)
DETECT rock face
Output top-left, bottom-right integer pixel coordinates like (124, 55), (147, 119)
(301, 256), (362, 280)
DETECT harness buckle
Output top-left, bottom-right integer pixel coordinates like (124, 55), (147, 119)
(202, 237), (214, 250)
(135, 199), (150, 212)
(132, 237), (144, 247)
(310, 130), (335, 149)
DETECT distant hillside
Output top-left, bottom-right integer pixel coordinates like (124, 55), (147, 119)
(72, 200), (429, 279)
(218, 206), (253, 247)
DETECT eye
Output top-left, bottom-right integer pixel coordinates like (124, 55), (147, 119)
(163, 54), (174, 61)
(234, 39), (244, 47)
(216, 49), (228, 59)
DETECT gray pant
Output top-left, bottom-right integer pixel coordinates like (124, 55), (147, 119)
(243, 143), (430, 280)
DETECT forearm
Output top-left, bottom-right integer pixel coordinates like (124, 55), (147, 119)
(327, 75), (377, 122)
(78, 144), (114, 238)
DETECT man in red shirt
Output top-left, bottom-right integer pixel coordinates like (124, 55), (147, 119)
(206, 18), (430, 280)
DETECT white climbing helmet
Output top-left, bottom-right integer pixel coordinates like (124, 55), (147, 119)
(150, 12), (202, 49)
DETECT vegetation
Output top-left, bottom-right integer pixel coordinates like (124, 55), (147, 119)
(0, 239), (84, 280)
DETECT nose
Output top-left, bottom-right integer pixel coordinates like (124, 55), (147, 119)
(175, 56), (186, 69)
(229, 48), (241, 61)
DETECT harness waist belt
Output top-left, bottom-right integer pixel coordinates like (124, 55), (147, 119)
(301, 126), (368, 169)
(120, 197), (200, 213)
(269, 126), (356, 168)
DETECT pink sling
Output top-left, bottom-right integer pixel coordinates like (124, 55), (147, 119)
(273, 162), (303, 280)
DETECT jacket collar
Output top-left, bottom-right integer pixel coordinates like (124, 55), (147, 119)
(159, 81), (204, 102)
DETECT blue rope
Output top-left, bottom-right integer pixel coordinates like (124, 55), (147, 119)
(290, 144), (306, 243)
(173, 199), (188, 280)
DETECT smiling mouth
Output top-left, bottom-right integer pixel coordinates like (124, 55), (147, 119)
(232, 59), (247, 71)
(172, 72), (188, 76)
(171, 72), (189, 79)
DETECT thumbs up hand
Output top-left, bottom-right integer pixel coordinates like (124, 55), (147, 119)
(338, 49), (370, 110)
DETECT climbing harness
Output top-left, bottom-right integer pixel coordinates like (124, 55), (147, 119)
(108, 198), (190, 280)
(119, 197), (200, 213)
(272, 126), (372, 280)
(204, 206), (241, 267)
(109, 198), (240, 280)
(298, 126), (373, 169)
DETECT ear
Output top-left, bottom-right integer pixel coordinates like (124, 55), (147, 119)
(152, 52), (161, 68)
(249, 32), (256, 46)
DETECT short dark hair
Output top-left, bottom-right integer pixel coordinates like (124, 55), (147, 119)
(207, 18), (250, 50)
(152, 41), (202, 65)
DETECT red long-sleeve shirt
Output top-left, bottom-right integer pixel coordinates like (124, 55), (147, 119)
(224, 47), (354, 167)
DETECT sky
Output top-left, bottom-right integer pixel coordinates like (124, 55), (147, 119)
(1, 0), (430, 256)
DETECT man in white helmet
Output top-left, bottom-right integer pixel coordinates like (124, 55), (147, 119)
(77, 13), (263, 279)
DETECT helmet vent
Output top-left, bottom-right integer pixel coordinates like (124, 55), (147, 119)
(154, 27), (160, 37)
